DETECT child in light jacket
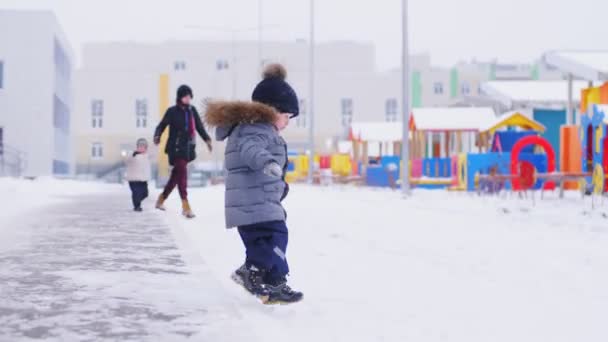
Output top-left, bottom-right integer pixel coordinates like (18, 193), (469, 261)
(125, 138), (151, 212)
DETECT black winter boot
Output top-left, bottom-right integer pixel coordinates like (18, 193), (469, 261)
(231, 264), (270, 300)
(264, 278), (303, 304)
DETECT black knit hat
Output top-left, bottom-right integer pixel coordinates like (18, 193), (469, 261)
(177, 84), (193, 101)
(252, 64), (299, 117)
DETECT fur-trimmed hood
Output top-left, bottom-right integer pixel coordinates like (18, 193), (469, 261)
(205, 101), (278, 141)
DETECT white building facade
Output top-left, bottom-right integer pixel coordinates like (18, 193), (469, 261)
(0, 10), (74, 177)
(74, 40), (410, 174)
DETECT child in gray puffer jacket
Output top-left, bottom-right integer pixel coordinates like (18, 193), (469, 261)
(206, 64), (303, 304)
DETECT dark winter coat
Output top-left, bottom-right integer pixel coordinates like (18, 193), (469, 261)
(154, 104), (211, 165)
(206, 101), (289, 228)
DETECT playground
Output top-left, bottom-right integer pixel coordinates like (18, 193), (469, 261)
(282, 72), (608, 210)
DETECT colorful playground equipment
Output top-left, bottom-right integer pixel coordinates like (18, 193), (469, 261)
(285, 92), (608, 201)
(285, 152), (357, 184)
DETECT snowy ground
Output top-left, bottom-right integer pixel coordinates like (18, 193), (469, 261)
(1, 179), (608, 341)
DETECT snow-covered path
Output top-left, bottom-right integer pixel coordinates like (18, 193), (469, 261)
(0, 188), (253, 341)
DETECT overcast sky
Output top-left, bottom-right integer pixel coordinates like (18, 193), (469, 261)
(2, 0), (607, 69)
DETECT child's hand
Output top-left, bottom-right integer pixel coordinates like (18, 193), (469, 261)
(263, 162), (283, 178)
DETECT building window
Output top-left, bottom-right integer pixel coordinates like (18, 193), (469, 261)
(53, 95), (70, 133)
(461, 82), (471, 96)
(91, 142), (103, 159)
(433, 82), (444, 95)
(0, 60), (3, 89)
(385, 98), (398, 122)
(296, 99), (307, 128)
(216, 59), (229, 71)
(136, 99), (148, 128)
(174, 60), (187, 71)
(53, 39), (71, 80)
(341, 98), (353, 127)
(91, 99), (103, 128)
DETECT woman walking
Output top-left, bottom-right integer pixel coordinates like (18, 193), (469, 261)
(154, 84), (213, 218)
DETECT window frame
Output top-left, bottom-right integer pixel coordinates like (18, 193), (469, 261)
(91, 99), (104, 128)
(341, 98), (354, 127)
(433, 82), (444, 95)
(461, 82), (471, 96)
(135, 98), (148, 128)
(91, 142), (104, 159)
(385, 98), (398, 122)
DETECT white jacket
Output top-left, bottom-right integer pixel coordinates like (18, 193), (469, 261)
(125, 152), (151, 182)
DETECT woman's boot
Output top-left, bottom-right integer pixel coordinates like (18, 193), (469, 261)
(182, 199), (195, 219)
(155, 194), (166, 211)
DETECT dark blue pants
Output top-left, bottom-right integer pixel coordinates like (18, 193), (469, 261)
(129, 181), (149, 209)
(238, 220), (289, 284)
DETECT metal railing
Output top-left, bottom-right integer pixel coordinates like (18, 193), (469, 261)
(0, 145), (27, 177)
(97, 161), (126, 183)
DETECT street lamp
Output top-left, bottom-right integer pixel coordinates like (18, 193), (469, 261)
(307, 0), (316, 184)
(258, 0), (264, 69)
(401, 0), (411, 196)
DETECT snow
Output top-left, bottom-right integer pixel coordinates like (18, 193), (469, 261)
(0, 177), (116, 234)
(351, 122), (403, 142)
(559, 52), (608, 73)
(412, 107), (495, 131)
(1, 178), (608, 341)
(546, 51), (608, 80)
(482, 80), (592, 105)
(351, 107), (496, 142)
(175, 185), (608, 342)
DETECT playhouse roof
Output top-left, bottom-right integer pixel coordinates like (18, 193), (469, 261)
(482, 110), (546, 134)
(545, 51), (608, 81)
(350, 122), (403, 142)
(481, 80), (590, 107)
(410, 107), (495, 132)
(350, 107), (496, 142)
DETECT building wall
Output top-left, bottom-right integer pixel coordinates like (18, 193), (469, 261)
(0, 10), (74, 177)
(73, 70), (160, 174)
(74, 41), (403, 172)
(73, 42), (567, 174)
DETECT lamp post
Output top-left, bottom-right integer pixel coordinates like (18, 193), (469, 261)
(401, 0), (411, 196)
(258, 0), (264, 69)
(307, 0), (316, 184)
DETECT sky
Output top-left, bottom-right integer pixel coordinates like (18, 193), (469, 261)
(1, 0), (607, 69)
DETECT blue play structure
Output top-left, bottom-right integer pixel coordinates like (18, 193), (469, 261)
(466, 152), (548, 191)
(366, 156), (401, 187)
(492, 131), (537, 153)
(366, 156), (455, 188)
(421, 158), (451, 178)
(580, 105), (606, 174)
(533, 108), (565, 167)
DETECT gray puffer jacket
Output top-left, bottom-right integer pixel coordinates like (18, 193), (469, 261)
(206, 101), (288, 228)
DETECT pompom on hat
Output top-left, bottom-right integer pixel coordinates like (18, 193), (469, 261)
(251, 63), (299, 117)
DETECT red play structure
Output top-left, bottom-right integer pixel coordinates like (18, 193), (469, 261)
(510, 135), (556, 190)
